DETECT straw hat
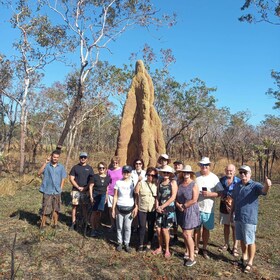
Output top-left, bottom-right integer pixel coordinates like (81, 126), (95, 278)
(198, 156), (211, 165)
(181, 165), (195, 173)
(158, 165), (174, 173)
(157, 154), (171, 164)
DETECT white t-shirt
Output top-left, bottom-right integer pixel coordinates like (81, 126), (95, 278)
(195, 172), (223, 213)
(114, 178), (135, 207)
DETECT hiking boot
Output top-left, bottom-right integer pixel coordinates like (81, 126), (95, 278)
(125, 245), (132, 253)
(69, 223), (76, 231)
(185, 259), (196, 267)
(116, 244), (123, 252)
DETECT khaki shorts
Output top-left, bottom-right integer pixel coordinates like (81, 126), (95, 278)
(42, 193), (61, 215)
(71, 190), (88, 206)
(220, 213), (235, 226)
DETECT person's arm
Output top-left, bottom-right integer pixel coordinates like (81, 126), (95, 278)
(60, 178), (65, 190)
(262, 176), (272, 194)
(134, 181), (141, 207)
(202, 181), (223, 198)
(38, 157), (50, 176)
(69, 174), (82, 192)
(184, 183), (199, 209)
(160, 180), (178, 210)
(112, 188), (118, 219)
(89, 182), (95, 204)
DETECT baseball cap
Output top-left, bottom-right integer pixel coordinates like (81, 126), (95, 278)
(122, 165), (132, 173)
(79, 152), (88, 157)
(238, 165), (251, 173)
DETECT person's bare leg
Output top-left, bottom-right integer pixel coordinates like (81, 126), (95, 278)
(53, 211), (58, 225)
(183, 229), (195, 260)
(202, 227), (209, 250)
(223, 224), (230, 247)
(108, 207), (115, 229)
(247, 243), (255, 266)
(72, 205), (77, 224)
(162, 228), (170, 254)
(194, 227), (201, 252)
(240, 240), (248, 261)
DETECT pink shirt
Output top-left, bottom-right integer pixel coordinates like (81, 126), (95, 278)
(107, 168), (123, 196)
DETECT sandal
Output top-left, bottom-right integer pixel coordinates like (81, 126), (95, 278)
(194, 248), (199, 256)
(218, 245), (228, 252)
(164, 251), (171, 259)
(234, 258), (248, 267)
(232, 247), (239, 257)
(244, 263), (253, 273)
(152, 248), (162, 255)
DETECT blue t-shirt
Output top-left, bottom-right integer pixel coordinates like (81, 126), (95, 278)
(40, 162), (67, 194)
(232, 179), (264, 225)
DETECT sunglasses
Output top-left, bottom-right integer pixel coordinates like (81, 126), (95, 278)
(80, 156), (87, 159)
(200, 164), (209, 167)
(239, 171), (248, 175)
(98, 167), (105, 170)
(135, 162), (142, 165)
(147, 174), (156, 177)
(162, 171), (171, 175)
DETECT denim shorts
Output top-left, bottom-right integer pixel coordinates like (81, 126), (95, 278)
(200, 211), (215, 230)
(235, 221), (257, 244)
(92, 193), (106, 212)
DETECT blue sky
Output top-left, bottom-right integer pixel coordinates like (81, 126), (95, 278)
(1, 0), (279, 125)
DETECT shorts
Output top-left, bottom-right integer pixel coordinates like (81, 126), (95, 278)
(42, 193), (61, 215)
(71, 190), (88, 206)
(92, 193), (106, 212)
(199, 211), (215, 230)
(235, 221), (256, 245)
(219, 213), (235, 226)
(107, 195), (114, 208)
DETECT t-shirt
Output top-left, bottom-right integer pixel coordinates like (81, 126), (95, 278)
(107, 168), (123, 196)
(232, 179), (264, 225)
(69, 164), (94, 190)
(114, 178), (135, 207)
(195, 171), (223, 213)
(90, 174), (110, 195)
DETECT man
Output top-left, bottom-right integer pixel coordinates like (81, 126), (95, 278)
(38, 150), (67, 230)
(194, 156), (223, 259)
(157, 154), (171, 169)
(231, 165), (271, 273)
(69, 152), (94, 230)
(219, 164), (241, 256)
(172, 159), (184, 244)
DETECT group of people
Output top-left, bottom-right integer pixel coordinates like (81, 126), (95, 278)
(38, 151), (272, 272)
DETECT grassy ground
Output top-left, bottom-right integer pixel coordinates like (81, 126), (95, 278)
(0, 177), (279, 280)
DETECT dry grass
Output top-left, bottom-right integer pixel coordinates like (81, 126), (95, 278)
(0, 174), (280, 279)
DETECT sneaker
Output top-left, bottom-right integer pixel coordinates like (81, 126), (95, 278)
(90, 230), (98, 237)
(185, 259), (196, 267)
(116, 244), (123, 252)
(69, 223), (76, 231)
(146, 242), (152, 251)
(138, 245), (144, 252)
(202, 249), (210, 260)
(125, 245), (132, 253)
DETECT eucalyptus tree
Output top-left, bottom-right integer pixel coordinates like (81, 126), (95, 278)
(43, 0), (176, 149)
(266, 70), (280, 110)
(1, 0), (68, 174)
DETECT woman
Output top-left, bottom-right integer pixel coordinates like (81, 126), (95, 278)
(176, 165), (200, 267)
(131, 158), (146, 184)
(107, 156), (123, 231)
(135, 167), (158, 252)
(153, 165), (178, 258)
(112, 165), (138, 253)
(89, 162), (110, 237)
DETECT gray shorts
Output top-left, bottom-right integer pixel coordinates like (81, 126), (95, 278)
(42, 193), (61, 215)
(235, 221), (257, 245)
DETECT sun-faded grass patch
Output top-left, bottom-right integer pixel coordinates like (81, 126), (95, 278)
(0, 181), (280, 279)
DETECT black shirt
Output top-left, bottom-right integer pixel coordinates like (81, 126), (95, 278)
(69, 164), (94, 190)
(90, 174), (110, 194)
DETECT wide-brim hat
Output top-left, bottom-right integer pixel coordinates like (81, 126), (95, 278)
(198, 156), (211, 165)
(238, 165), (251, 173)
(157, 153), (171, 164)
(180, 165), (195, 173)
(158, 165), (174, 173)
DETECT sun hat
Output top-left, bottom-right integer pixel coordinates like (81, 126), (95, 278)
(157, 154), (171, 164)
(173, 160), (183, 165)
(79, 152), (88, 157)
(238, 165), (251, 173)
(158, 165), (174, 173)
(181, 165), (195, 173)
(199, 157), (211, 165)
(122, 165), (133, 173)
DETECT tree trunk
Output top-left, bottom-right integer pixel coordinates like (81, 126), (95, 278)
(19, 107), (27, 175)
